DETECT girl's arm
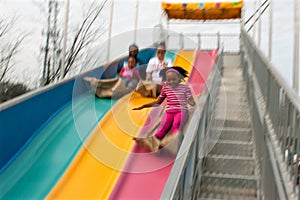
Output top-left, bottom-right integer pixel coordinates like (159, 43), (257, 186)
(133, 70), (141, 80)
(133, 96), (164, 110)
(118, 67), (124, 77)
(145, 72), (152, 81)
(187, 97), (196, 107)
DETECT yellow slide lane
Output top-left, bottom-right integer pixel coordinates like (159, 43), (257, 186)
(47, 93), (155, 200)
(173, 50), (197, 73)
(47, 50), (197, 200)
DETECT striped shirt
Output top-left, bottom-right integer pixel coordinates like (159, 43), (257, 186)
(159, 83), (193, 110)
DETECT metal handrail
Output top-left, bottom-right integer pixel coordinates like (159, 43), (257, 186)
(165, 32), (240, 52)
(162, 28), (300, 199)
(241, 28), (300, 199)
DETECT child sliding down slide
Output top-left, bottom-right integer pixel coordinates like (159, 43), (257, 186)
(133, 66), (195, 153)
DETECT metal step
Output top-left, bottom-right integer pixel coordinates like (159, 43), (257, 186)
(213, 119), (250, 129)
(222, 71), (244, 78)
(221, 77), (244, 84)
(209, 127), (252, 142)
(215, 101), (248, 111)
(198, 193), (257, 200)
(209, 140), (253, 157)
(214, 107), (250, 116)
(213, 111), (250, 121)
(217, 94), (248, 103)
(216, 100), (248, 109)
(218, 85), (247, 93)
(198, 54), (260, 199)
(222, 67), (243, 74)
(220, 80), (246, 89)
(215, 87), (247, 97)
(204, 155), (255, 176)
(220, 78), (246, 85)
(221, 82), (246, 88)
(216, 99), (247, 106)
(220, 78), (245, 85)
(217, 89), (247, 102)
(222, 67), (243, 72)
(223, 53), (241, 67)
(200, 173), (258, 198)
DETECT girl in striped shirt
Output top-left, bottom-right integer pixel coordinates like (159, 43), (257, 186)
(133, 66), (195, 151)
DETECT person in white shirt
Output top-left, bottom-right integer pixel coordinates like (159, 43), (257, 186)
(146, 43), (172, 83)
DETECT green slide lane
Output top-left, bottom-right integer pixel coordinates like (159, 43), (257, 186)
(0, 94), (116, 200)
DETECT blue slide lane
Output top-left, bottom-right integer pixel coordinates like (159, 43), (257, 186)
(0, 94), (116, 200)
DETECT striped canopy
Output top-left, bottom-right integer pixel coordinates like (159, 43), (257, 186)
(161, 1), (243, 21)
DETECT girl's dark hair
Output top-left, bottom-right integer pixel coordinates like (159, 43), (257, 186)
(159, 66), (188, 81)
(128, 55), (137, 62)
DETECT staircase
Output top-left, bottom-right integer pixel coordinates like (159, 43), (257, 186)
(198, 53), (261, 199)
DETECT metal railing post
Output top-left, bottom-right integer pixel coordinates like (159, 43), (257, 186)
(217, 32), (220, 49)
(164, 32), (240, 52)
(180, 33), (184, 49)
(197, 33), (201, 50)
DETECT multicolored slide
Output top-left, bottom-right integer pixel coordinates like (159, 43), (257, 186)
(0, 49), (217, 200)
(109, 49), (218, 200)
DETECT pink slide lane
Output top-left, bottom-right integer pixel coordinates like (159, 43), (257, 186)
(189, 49), (218, 94)
(109, 50), (218, 200)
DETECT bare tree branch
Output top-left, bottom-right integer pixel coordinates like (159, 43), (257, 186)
(40, 0), (108, 85)
(0, 15), (26, 82)
(0, 16), (17, 37)
(63, 0), (108, 77)
(0, 37), (25, 81)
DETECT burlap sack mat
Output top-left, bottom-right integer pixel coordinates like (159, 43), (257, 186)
(135, 80), (162, 98)
(84, 76), (125, 98)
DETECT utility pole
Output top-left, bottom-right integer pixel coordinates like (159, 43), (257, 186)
(268, 0), (272, 60)
(293, 0), (299, 94)
(134, 0), (139, 43)
(257, 0), (261, 47)
(253, 0), (256, 39)
(52, 1), (59, 81)
(41, 0), (51, 85)
(61, 0), (70, 80)
(41, 0), (60, 85)
(107, 0), (114, 62)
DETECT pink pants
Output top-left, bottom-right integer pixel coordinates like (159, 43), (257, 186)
(154, 109), (188, 139)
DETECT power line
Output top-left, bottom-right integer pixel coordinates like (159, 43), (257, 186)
(244, 0), (269, 26)
(246, 1), (270, 32)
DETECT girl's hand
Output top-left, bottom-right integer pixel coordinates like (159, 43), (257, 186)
(162, 61), (167, 68)
(132, 105), (144, 110)
(188, 97), (196, 107)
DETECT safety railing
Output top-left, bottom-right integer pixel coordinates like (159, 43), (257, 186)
(161, 46), (224, 199)
(166, 32), (240, 53)
(242, 28), (300, 199)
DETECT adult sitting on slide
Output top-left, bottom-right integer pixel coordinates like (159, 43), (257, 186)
(145, 42), (172, 83)
(135, 43), (173, 98)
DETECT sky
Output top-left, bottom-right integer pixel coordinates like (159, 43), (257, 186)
(0, 0), (298, 92)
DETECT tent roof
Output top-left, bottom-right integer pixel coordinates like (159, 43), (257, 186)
(161, 1), (243, 21)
